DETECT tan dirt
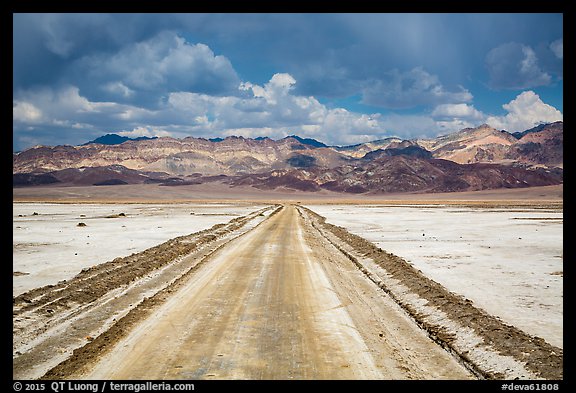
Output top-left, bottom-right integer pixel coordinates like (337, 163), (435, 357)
(12, 183), (563, 205)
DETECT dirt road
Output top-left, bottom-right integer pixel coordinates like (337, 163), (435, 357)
(66, 205), (474, 379)
(16, 203), (561, 380)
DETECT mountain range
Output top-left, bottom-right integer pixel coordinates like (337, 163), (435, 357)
(13, 122), (563, 194)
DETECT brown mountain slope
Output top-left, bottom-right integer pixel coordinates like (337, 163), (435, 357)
(14, 123), (563, 176)
(331, 122), (563, 169)
(13, 136), (349, 176)
(229, 155), (562, 194)
(416, 124), (518, 165)
(506, 122), (563, 167)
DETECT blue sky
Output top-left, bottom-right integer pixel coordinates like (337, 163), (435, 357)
(13, 13), (563, 151)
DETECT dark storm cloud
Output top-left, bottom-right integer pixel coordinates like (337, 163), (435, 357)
(13, 13), (563, 151)
(14, 13), (475, 105)
(14, 13), (563, 105)
(485, 42), (553, 90)
(71, 31), (241, 108)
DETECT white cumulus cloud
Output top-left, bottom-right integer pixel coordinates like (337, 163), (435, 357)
(167, 73), (388, 145)
(13, 86), (158, 133)
(13, 76), (563, 151)
(13, 101), (44, 124)
(118, 126), (172, 138)
(82, 32), (240, 97)
(485, 91), (563, 132)
(431, 103), (484, 120)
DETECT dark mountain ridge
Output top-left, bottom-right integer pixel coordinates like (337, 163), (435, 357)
(83, 134), (158, 146)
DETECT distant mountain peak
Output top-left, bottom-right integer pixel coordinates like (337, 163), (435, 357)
(477, 123), (495, 129)
(282, 135), (327, 148)
(511, 122), (561, 139)
(82, 134), (158, 146)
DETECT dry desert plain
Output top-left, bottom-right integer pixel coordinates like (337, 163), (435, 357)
(13, 184), (563, 380)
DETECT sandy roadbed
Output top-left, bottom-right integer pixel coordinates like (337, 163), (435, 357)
(13, 205), (561, 380)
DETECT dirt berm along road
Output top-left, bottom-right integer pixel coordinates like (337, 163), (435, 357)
(14, 204), (562, 380)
